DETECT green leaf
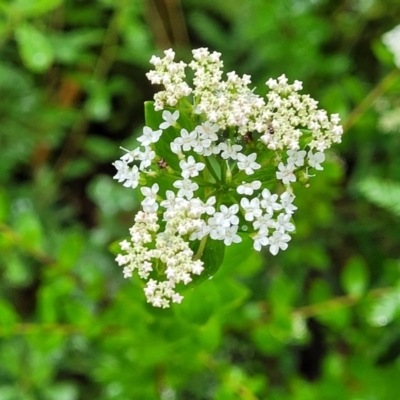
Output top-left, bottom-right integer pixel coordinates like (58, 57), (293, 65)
(85, 86), (111, 121)
(216, 278), (250, 313)
(308, 278), (332, 304)
(37, 279), (74, 323)
(239, 164), (276, 184)
(341, 256), (369, 297)
(50, 29), (105, 64)
(10, 0), (63, 17)
(216, 234), (262, 277)
(57, 232), (85, 270)
(13, 209), (43, 250)
(251, 325), (285, 355)
(357, 177), (400, 218)
(368, 287), (400, 326)
(15, 23), (54, 73)
(0, 386), (24, 400)
(0, 187), (10, 222)
(84, 136), (117, 162)
(3, 253), (33, 287)
(200, 237), (226, 280)
(196, 316), (222, 351)
(176, 279), (219, 325)
(269, 273), (296, 311)
(0, 300), (18, 335)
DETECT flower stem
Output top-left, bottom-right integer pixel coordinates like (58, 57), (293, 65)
(342, 68), (400, 132)
(193, 235), (208, 260)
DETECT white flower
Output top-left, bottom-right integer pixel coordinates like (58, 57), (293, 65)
(192, 136), (212, 155)
(137, 147), (156, 170)
(160, 110), (179, 129)
(307, 151), (325, 170)
(195, 121), (219, 142)
(287, 149), (306, 167)
(203, 196), (216, 215)
(120, 147), (140, 163)
(292, 80), (303, 91)
(172, 293), (184, 304)
(275, 213), (295, 233)
(237, 153), (261, 175)
(276, 162), (296, 185)
(160, 190), (182, 211)
(260, 188), (282, 214)
(253, 213), (276, 230)
(113, 159), (130, 182)
(222, 225), (242, 246)
(218, 142), (243, 160)
(207, 215), (225, 240)
(179, 156), (205, 179)
(218, 204), (240, 227)
(141, 183), (159, 204)
(237, 180), (262, 196)
(280, 191), (297, 214)
(141, 184), (159, 212)
(122, 165), (140, 188)
(173, 179), (199, 199)
(240, 197), (262, 221)
(137, 126), (162, 146)
(268, 230), (291, 255)
(173, 129), (197, 152)
(253, 229), (269, 251)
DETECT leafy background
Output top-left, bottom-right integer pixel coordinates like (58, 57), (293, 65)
(1, 0), (400, 399)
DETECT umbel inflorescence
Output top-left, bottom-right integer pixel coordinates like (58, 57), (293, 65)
(112, 48), (343, 308)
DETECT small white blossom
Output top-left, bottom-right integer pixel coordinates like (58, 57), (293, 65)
(218, 204), (240, 227)
(237, 180), (262, 196)
(173, 179), (199, 199)
(179, 156), (205, 179)
(218, 142), (243, 160)
(173, 129), (197, 152)
(222, 225), (242, 246)
(276, 162), (296, 185)
(237, 153), (261, 175)
(307, 150), (325, 170)
(122, 165), (140, 188)
(260, 189), (282, 214)
(287, 149), (306, 167)
(160, 110), (179, 129)
(280, 191), (297, 214)
(269, 230), (291, 255)
(137, 147), (156, 170)
(253, 229), (269, 251)
(195, 121), (219, 142)
(113, 159), (130, 182)
(141, 184), (159, 209)
(275, 213), (295, 233)
(240, 197), (262, 221)
(137, 126), (162, 146)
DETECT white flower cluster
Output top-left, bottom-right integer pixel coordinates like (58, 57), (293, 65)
(113, 48), (343, 308)
(147, 48), (343, 151)
(382, 24), (400, 69)
(115, 192), (209, 308)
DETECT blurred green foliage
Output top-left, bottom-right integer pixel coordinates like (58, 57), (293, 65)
(1, 0), (400, 398)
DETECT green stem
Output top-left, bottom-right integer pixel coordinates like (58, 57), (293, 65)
(193, 235), (208, 260)
(342, 68), (400, 132)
